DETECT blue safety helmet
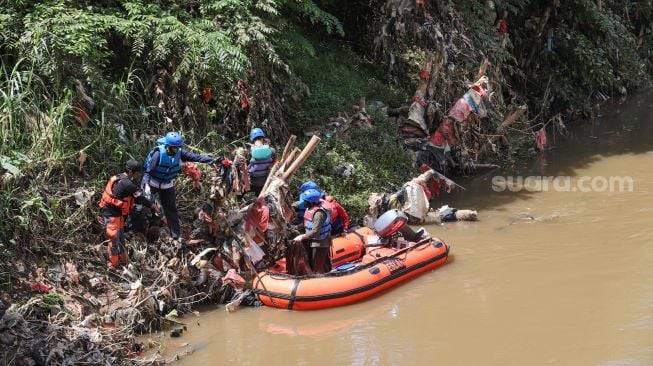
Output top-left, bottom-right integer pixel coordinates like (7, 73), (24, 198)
(300, 180), (319, 193)
(300, 188), (322, 204)
(164, 131), (184, 147)
(249, 128), (265, 142)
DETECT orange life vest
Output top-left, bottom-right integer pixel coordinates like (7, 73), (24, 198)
(99, 174), (134, 216)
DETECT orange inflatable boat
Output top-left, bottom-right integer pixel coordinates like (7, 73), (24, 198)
(253, 209), (450, 310)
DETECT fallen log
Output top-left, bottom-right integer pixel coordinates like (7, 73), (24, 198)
(471, 163), (500, 170)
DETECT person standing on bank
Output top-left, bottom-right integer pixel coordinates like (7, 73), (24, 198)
(247, 128), (275, 196)
(99, 159), (153, 267)
(143, 131), (229, 245)
(292, 188), (333, 274)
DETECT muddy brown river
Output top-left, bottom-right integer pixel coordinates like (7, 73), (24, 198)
(164, 92), (653, 365)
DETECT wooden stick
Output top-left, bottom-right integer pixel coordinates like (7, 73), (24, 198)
(259, 137), (299, 198)
(259, 161), (280, 198)
(475, 58), (490, 81)
(472, 163), (500, 170)
(479, 105), (528, 156)
(415, 53), (434, 98)
(283, 148), (301, 170)
(497, 105), (528, 133)
(427, 46), (445, 98)
(419, 169), (466, 191)
(281, 135), (321, 182)
(280, 135), (296, 163)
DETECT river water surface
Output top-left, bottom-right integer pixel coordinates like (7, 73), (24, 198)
(168, 92), (653, 365)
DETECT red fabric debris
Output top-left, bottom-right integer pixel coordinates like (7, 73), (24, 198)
(181, 162), (202, 188)
(198, 209), (217, 235)
(448, 97), (473, 122)
(536, 128), (547, 150)
(245, 197), (269, 243)
(470, 84), (486, 98)
(428, 118), (458, 147)
(428, 129), (444, 146)
(420, 163), (442, 198)
(30, 283), (50, 293)
(212, 255), (225, 272)
(237, 80), (250, 110)
(416, 0), (425, 6)
(498, 19), (508, 36)
(419, 70), (430, 80)
(202, 87), (212, 104)
(411, 95), (427, 107)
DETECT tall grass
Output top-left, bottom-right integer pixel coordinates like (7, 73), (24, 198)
(0, 55), (238, 250)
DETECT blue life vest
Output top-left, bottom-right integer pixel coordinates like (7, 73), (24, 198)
(248, 145), (273, 178)
(145, 145), (181, 183)
(304, 205), (332, 241)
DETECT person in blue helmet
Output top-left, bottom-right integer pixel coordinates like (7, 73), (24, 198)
(143, 131), (230, 245)
(247, 127), (275, 196)
(292, 188), (332, 274)
(292, 180), (319, 223)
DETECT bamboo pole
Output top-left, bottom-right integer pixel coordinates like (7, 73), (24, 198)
(280, 135), (296, 162)
(281, 135), (321, 182)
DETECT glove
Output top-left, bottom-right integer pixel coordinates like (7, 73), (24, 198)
(142, 183), (152, 201)
(222, 158), (232, 168)
(292, 234), (305, 243)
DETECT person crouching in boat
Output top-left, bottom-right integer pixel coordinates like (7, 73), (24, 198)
(292, 188), (332, 274)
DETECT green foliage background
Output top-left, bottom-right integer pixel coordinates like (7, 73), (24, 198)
(0, 0), (652, 250)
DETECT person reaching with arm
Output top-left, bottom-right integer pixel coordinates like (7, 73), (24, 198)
(292, 189), (333, 274)
(142, 131), (230, 246)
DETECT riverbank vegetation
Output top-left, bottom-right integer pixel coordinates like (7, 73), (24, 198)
(1, 0), (652, 363)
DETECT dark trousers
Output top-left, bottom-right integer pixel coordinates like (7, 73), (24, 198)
(150, 185), (180, 239)
(331, 217), (344, 235)
(250, 176), (266, 196)
(309, 246), (332, 274)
